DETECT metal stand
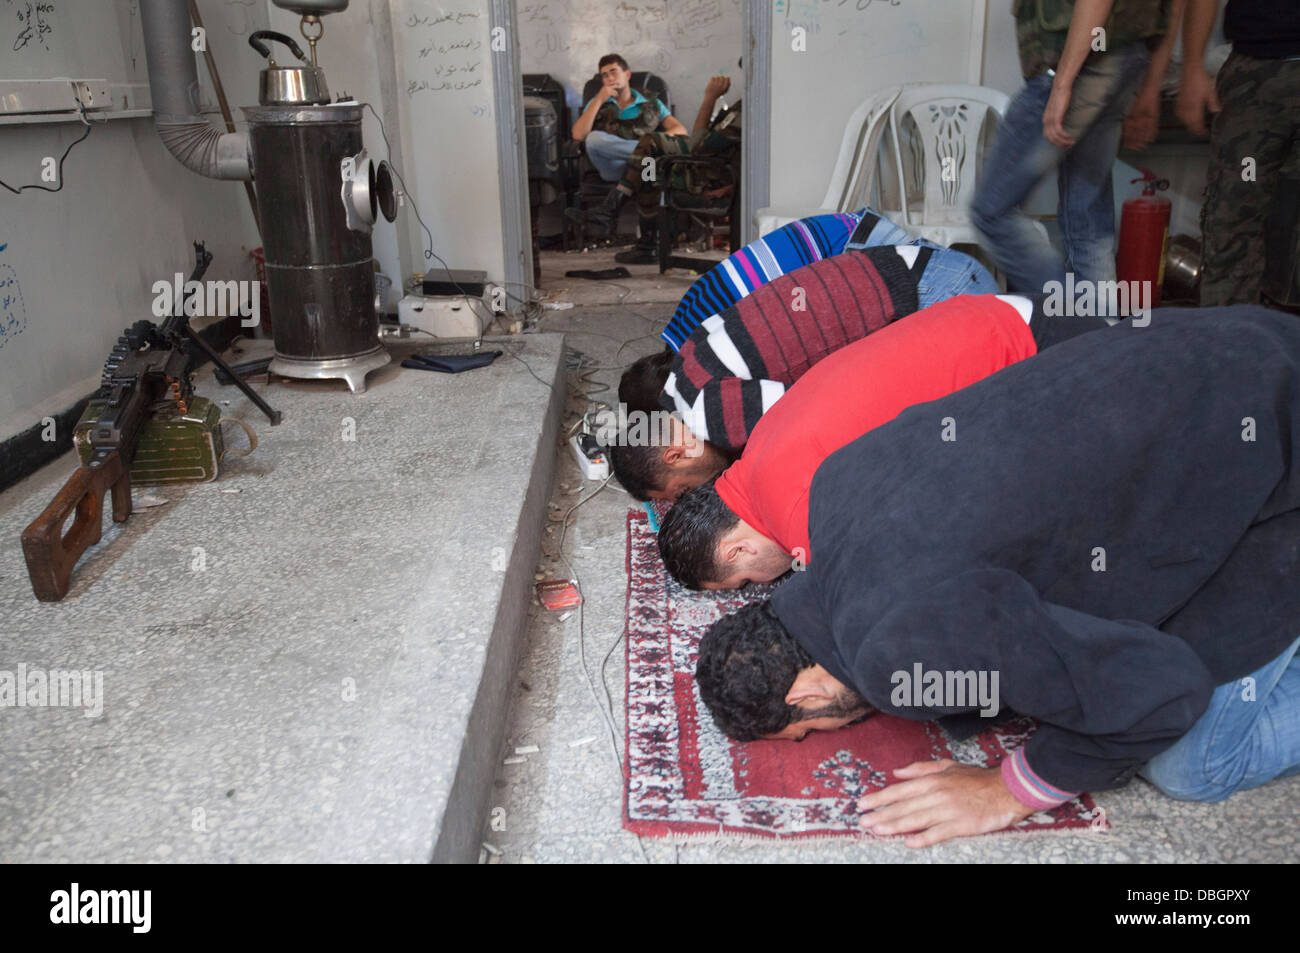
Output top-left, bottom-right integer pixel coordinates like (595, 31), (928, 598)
(168, 242), (283, 426)
(268, 349), (390, 395)
(183, 324), (283, 425)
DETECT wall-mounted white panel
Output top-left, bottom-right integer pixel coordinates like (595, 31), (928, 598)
(391, 0), (506, 283)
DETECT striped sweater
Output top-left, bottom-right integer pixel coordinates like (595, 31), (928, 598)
(660, 244), (932, 451)
(659, 209), (915, 350)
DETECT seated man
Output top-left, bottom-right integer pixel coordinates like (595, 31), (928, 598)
(656, 294), (1107, 589)
(569, 75), (740, 257)
(570, 54), (687, 183)
(659, 207), (916, 351)
(695, 306), (1300, 845)
(609, 244), (997, 499)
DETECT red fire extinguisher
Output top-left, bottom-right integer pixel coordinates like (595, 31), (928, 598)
(1117, 168), (1171, 309)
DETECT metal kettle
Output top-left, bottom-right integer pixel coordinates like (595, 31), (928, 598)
(249, 31), (330, 106)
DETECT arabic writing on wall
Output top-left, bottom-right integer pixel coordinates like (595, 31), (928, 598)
(0, 247), (29, 350)
(8, 0), (56, 53)
(405, 8), (485, 97)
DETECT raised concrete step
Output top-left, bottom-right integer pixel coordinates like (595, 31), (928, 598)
(0, 335), (564, 862)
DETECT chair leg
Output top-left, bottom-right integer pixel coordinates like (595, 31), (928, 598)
(729, 190), (741, 252)
(560, 192), (571, 252)
(656, 204), (669, 273)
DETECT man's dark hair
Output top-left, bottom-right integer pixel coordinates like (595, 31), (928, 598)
(657, 481), (739, 588)
(618, 348), (673, 416)
(598, 53), (629, 72)
(696, 600), (814, 741)
(609, 441), (669, 502)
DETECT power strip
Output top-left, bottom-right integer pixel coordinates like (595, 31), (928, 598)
(570, 433), (610, 481)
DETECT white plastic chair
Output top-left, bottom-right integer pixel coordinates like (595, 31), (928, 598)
(753, 86), (902, 238)
(879, 83), (1048, 250)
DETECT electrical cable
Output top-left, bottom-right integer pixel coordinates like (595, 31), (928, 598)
(0, 101), (93, 195)
(363, 103), (435, 259)
(364, 102), (541, 314)
(545, 473), (649, 864)
(498, 340), (559, 391)
(522, 341), (648, 857)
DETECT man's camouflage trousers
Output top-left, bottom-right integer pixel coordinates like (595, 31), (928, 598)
(1201, 50), (1300, 306)
(618, 127), (738, 218)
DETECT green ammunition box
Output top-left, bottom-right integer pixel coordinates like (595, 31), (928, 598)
(74, 396), (225, 485)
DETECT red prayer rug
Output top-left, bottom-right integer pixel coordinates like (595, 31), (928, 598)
(622, 509), (1109, 840)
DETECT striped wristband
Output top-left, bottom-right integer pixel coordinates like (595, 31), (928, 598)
(1001, 747), (1079, 811)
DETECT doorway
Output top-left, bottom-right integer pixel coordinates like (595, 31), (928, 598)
(492, 0), (754, 300)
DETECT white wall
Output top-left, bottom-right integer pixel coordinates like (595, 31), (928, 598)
(768, 0), (987, 210)
(0, 0), (272, 441)
(0, 0), (276, 441)
(767, 0), (1210, 244)
(980, 0), (1024, 96)
(1, 0), (508, 441)
(389, 0), (507, 287)
(0, 118), (256, 439)
(518, 0), (743, 133)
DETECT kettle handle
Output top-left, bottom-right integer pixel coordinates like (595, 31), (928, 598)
(248, 30), (308, 63)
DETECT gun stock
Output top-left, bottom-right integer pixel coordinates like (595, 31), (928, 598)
(21, 451), (131, 602)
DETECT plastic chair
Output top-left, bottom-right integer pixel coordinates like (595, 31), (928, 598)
(880, 83), (1047, 250)
(753, 86), (901, 238)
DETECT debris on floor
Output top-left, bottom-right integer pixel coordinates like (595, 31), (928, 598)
(536, 579), (582, 609)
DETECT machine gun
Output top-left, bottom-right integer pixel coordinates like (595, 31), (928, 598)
(21, 242), (281, 602)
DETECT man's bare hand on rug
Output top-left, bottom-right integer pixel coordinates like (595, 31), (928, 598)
(855, 759), (1035, 847)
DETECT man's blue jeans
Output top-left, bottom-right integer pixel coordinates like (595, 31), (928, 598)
(970, 45), (1150, 294)
(915, 244), (1000, 307)
(843, 210), (916, 249)
(1140, 635), (1300, 802)
(585, 131), (638, 181)
(844, 211), (1000, 305)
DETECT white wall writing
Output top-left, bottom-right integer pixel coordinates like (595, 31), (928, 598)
(518, 0), (742, 130)
(404, 7), (486, 96)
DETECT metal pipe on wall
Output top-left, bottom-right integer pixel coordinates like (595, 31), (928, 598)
(138, 0), (250, 181)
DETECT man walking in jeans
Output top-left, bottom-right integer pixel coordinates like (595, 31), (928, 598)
(971, 0), (1180, 296)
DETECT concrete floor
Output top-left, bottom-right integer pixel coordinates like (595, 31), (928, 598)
(481, 248), (1300, 864)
